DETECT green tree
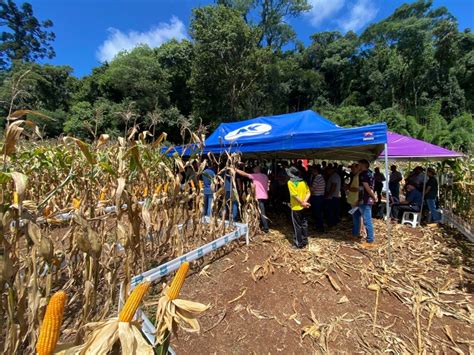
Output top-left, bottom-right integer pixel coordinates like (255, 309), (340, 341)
(219, 0), (311, 50)
(0, 0), (55, 69)
(64, 99), (122, 139)
(304, 31), (359, 106)
(155, 39), (194, 116)
(190, 5), (265, 125)
(0, 62), (75, 135)
(361, 0), (460, 118)
(98, 45), (170, 114)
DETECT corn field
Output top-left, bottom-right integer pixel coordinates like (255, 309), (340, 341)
(0, 113), (259, 353)
(439, 157), (474, 226)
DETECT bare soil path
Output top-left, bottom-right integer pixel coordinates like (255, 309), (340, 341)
(169, 214), (473, 354)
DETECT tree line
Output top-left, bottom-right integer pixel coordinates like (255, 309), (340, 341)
(0, 0), (472, 151)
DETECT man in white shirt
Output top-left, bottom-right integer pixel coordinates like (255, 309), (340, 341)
(324, 167), (341, 227)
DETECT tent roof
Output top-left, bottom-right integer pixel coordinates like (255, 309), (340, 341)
(201, 110), (387, 160)
(379, 131), (463, 161)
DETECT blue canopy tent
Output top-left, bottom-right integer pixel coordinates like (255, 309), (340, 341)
(169, 110), (388, 161)
(166, 110), (393, 262)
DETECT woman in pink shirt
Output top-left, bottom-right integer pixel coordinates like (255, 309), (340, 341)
(234, 165), (269, 233)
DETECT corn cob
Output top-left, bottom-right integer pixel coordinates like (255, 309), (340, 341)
(13, 192), (19, 205)
(43, 205), (52, 217)
(167, 262), (190, 300)
(72, 198), (81, 209)
(155, 184), (162, 194)
(36, 291), (67, 355)
(143, 186), (149, 197)
(118, 281), (151, 322)
(99, 188), (107, 201)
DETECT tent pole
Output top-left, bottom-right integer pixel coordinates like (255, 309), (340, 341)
(384, 144), (391, 266)
(419, 165), (428, 224)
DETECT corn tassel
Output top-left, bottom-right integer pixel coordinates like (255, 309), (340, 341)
(118, 281), (151, 322)
(36, 291), (67, 355)
(167, 262), (190, 300)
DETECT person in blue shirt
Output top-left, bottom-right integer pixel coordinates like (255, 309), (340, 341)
(201, 162), (216, 217)
(221, 167), (239, 222)
(390, 183), (422, 220)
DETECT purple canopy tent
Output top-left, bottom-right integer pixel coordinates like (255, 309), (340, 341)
(377, 132), (463, 242)
(380, 131), (463, 161)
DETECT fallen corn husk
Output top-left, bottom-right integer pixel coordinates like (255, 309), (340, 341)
(153, 286), (209, 345)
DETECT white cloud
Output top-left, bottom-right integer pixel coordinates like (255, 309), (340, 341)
(338, 0), (378, 32)
(97, 16), (187, 62)
(306, 0), (346, 27)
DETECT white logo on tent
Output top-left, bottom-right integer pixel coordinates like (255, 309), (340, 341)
(224, 123), (272, 141)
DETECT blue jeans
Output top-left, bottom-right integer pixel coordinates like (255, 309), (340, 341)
(389, 182), (400, 199)
(203, 194), (213, 217)
(426, 199), (441, 222)
(225, 191), (238, 222)
(310, 195), (324, 230)
(352, 204), (374, 243)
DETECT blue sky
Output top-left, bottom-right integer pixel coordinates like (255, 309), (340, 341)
(27, 0), (474, 77)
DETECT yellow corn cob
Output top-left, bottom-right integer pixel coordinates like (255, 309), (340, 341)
(199, 181), (203, 190)
(163, 182), (169, 193)
(190, 180), (196, 190)
(167, 262), (190, 300)
(36, 291), (67, 355)
(155, 184), (162, 194)
(143, 186), (149, 197)
(43, 205), (52, 217)
(13, 192), (19, 205)
(72, 198), (81, 209)
(99, 188), (107, 201)
(118, 281), (151, 322)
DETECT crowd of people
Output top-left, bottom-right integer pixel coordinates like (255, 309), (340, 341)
(188, 158), (441, 250)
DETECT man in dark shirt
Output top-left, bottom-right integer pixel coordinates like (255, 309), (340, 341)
(389, 165), (403, 199)
(351, 159), (377, 248)
(425, 167), (441, 222)
(390, 184), (422, 220)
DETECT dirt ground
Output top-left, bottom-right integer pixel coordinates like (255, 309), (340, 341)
(168, 213), (473, 354)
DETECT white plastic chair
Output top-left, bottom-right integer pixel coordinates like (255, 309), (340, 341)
(401, 211), (420, 228)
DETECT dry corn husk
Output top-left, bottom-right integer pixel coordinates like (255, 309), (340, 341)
(56, 318), (153, 355)
(154, 286), (209, 345)
(58, 282), (153, 354)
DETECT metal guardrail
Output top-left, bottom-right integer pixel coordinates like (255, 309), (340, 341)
(442, 209), (473, 242)
(118, 217), (249, 350)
